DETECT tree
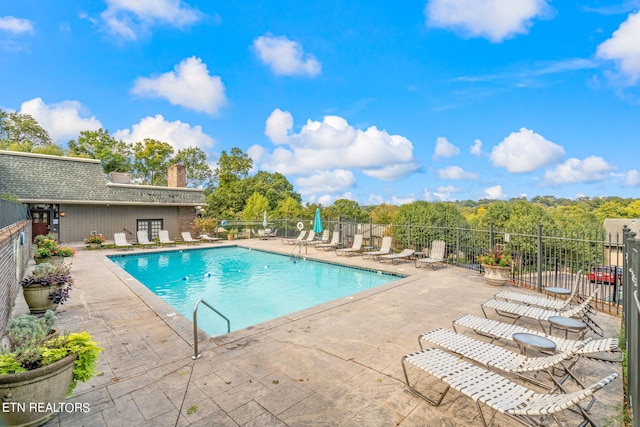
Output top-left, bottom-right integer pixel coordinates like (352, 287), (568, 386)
(132, 139), (174, 185)
(0, 109), (52, 149)
(329, 199), (362, 220)
(275, 196), (303, 219)
(67, 129), (131, 173)
(171, 147), (213, 188)
(243, 192), (269, 221)
(214, 147), (252, 186)
(32, 144), (64, 156)
(371, 203), (398, 224)
(240, 171), (300, 211)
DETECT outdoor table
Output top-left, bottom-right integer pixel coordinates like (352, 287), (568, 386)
(544, 286), (571, 298)
(548, 316), (587, 339)
(512, 333), (557, 355)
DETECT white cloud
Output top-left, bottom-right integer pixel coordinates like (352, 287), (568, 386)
(253, 34), (321, 77)
(626, 169), (640, 186)
(470, 138), (483, 156)
(423, 186), (457, 201)
(433, 136), (460, 159)
(259, 109), (420, 184)
(131, 57), (226, 114)
(484, 184), (507, 200)
(19, 98), (102, 143)
(438, 165), (478, 180)
(100, 0), (201, 40)
(295, 170), (356, 195)
(114, 114), (215, 151)
(425, 0), (552, 42)
(490, 127), (564, 173)
(0, 16), (34, 34)
(596, 11), (640, 84)
(543, 156), (615, 185)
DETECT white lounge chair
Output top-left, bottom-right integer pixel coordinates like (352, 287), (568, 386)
(316, 232), (341, 250)
(336, 234), (363, 256)
(494, 271), (582, 311)
(296, 231), (316, 245)
(415, 240), (446, 269)
(305, 229), (330, 246)
(481, 288), (603, 336)
(136, 230), (157, 248)
(181, 232), (201, 245)
(379, 248), (415, 264)
(402, 347), (617, 427)
(452, 313), (622, 362)
(362, 236), (392, 259)
(199, 233), (222, 243)
(114, 232), (133, 250)
(283, 230), (307, 245)
(158, 230), (175, 246)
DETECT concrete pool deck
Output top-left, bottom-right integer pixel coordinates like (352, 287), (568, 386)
(14, 238), (622, 426)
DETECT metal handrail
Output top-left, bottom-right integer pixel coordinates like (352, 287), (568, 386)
(192, 298), (230, 360)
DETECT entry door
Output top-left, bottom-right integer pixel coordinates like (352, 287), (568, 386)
(137, 219), (163, 240)
(31, 210), (50, 237)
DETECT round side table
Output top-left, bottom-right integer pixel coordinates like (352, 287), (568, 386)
(544, 286), (571, 299)
(548, 316), (587, 339)
(512, 333), (557, 355)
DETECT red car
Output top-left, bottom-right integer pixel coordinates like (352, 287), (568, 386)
(588, 266), (623, 285)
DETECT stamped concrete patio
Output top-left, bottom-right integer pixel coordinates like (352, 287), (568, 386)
(17, 238), (622, 426)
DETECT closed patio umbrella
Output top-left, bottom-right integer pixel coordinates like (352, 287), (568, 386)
(313, 208), (323, 234)
(263, 210), (268, 228)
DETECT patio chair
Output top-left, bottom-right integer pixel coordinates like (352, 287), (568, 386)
(494, 271), (582, 311)
(378, 248), (415, 264)
(419, 328), (589, 391)
(114, 232), (133, 250)
(283, 230), (307, 245)
(362, 236), (392, 260)
(296, 231), (317, 246)
(136, 230), (157, 248)
(264, 228), (278, 238)
(181, 232), (201, 245)
(199, 233), (222, 243)
(481, 288), (603, 336)
(158, 230), (175, 246)
(415, 240), (446, 269)
(452, 313), (622, 363)
(305, 229), (330, 246)
(336, 234), (363, 256)
(316, 232), (341, 250)
(401, 347), (617, 427)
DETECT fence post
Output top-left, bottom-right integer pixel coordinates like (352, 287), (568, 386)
(489, 221), (494, 249)
(407, 217), (411, 248)
(537, 223), (543, 292)
(456, 219), (461, 264)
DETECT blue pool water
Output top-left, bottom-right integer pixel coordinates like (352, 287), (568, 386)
(109, 247), (401, 336)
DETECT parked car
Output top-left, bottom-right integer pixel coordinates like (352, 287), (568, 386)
(588, 266), (623, 285)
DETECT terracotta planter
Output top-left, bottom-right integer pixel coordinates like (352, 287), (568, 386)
(88, 243), (101, 249)
(22, 284), (65, 314)
(482, 264), (512, 286)
(34, 256), (64, 265)
(0, 353), (77, 427)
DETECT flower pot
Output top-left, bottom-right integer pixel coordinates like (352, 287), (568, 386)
(34, 256), (64, 265)
(0, 353), (77, 427)
(22, 284), (65, 314)
(482, 264), (512, 286)
(88, 243), (101, 249)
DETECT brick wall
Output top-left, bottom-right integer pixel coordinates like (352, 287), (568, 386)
(0, 220), (31, 333)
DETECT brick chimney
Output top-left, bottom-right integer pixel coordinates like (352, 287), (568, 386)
(168, 164), (187, 188)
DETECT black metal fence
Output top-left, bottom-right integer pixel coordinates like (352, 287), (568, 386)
(623, 226), (639, 427)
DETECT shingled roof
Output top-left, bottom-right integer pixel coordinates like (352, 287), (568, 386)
(0, 150), (205, 206)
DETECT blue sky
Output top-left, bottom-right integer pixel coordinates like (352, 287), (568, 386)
(1, 1), (640, 206)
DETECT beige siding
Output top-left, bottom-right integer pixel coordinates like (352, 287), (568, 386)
(58, 204), (198, 243)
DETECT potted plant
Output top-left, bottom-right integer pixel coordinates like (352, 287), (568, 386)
(83, 233), (105, 249)
(225, 227), (238, 241)
(33, 238), (76, 265)
(477, 245), (513, 286)
(21, 263), (73, 314)
(0, 311), (102, 426)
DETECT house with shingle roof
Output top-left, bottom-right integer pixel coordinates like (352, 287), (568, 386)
(0, 150), (205, 243)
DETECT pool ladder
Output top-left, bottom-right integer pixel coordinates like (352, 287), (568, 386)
(192, 298), (230, 359)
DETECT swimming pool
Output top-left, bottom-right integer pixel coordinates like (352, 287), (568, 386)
(109, 247), (401, 336)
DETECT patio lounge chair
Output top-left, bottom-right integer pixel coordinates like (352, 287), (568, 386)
(316, 232), (341, 250)
(415, 240), (446, 269)
(181, 232), (201, 245)
(114, 232), (133, 250)
(378, 248), (415, 264)
(199, 233), (222, 242)
(481, 288), (603, 336)
(283, 230), (307, 245)
(158, 230), (176, 246)
(136, 230), (157, 248)
(494, 271), (582, 311)
(452, 313), (622, 362)
(419, 328), (589, 390)
(362, 236), (392, 260)
(402, 347), (617, 427)
(305, 229), (330, 246)
(336, 234), (363, 256)
(296, 231), (316, 246)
